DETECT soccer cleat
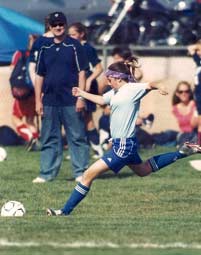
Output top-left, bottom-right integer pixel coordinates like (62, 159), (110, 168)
(179, 142), (201, 156)
(46, 208), (63, 216)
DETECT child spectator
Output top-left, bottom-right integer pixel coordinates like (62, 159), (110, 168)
(68, 22), (104, 158)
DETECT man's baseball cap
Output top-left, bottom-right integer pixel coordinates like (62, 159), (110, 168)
(49, 12), (67, 26)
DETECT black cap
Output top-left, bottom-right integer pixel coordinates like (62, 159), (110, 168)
(49, 12), (67, 26)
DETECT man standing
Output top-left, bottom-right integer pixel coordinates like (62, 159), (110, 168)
(32, 12), (89, 183)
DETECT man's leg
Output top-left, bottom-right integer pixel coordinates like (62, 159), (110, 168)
(33, 106), (63, 182)
(62, 106), (89, 179)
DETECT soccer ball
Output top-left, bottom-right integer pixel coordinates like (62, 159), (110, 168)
(1, 201), (26, 217)
(0, 147), (7, 161)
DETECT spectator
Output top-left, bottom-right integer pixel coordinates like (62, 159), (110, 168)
(98, 47), (143, 94)
(68, 22), (104, 159)
(111, 47), (143, 81)
(11, 34), (40, 151)
(32, 12), (89, 183)
(150, 81), (199, 148)
(172, 81), (198, 146)
(187, 40), (201, 144)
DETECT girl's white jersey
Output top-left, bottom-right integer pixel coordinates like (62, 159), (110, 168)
(103, 82), (148, 139)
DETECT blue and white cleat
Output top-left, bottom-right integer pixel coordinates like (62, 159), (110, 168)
(179, 142), (201, 156)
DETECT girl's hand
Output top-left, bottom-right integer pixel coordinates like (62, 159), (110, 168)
(149, 81), (168, 95)
(72, 87), (81, 97)
(158, 85), (168, 95)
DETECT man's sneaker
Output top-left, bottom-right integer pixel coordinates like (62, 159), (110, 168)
(26, 138), (38, 152)
(46, 208), (63, 216)
(32, 176), (46, 183)
(179, 142), (201, 156)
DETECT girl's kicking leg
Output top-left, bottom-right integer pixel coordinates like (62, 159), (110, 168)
(47, 159), (109, 216)
(129, 142), (201, 177)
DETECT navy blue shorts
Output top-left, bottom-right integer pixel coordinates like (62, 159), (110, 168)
(85, 80), (98, 113)
(194, 85), (201, 114)
(101, 137), (142, 173)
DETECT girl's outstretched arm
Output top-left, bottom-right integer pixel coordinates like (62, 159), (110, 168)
(146, 80), (168, 95)
(72, 87), (105, 105)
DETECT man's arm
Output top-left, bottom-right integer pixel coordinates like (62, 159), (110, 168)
(35, 74), (44, 116)
(78, 70), (86, 91)
(76, 70), (86, 112)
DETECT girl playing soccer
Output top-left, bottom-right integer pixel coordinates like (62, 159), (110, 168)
(47, 59), (201, 216)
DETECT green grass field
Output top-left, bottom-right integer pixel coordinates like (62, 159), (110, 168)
(1, 145), (201, 255)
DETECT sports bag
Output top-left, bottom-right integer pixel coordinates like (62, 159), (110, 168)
(9, 51), (34, 100)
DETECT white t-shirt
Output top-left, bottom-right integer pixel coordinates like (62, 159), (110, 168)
(103, 82), (148, 138)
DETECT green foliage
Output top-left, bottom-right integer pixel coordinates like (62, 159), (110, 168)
(0, 146), (201, 255)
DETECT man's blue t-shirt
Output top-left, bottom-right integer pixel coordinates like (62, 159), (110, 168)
(36, 36), (88, 106)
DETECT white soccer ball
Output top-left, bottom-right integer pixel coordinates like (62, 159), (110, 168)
(1, 201), (26, 217)
(0, 147), (7, 161)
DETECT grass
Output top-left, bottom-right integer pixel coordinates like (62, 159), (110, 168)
(0, 145), (201, 255)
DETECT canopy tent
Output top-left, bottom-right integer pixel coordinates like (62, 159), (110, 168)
(0, 7), (44, 64)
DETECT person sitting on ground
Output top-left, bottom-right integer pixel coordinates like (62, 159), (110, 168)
(11, 34), (40, 151)
(172, 80), (198, 146)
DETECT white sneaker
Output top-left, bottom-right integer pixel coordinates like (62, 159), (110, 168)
(75, 176), (83, 182)
(32, 176), (46, 183)
(65, 155), (71, 160)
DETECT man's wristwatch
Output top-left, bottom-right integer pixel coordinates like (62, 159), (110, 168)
(78, 96), (85, 101)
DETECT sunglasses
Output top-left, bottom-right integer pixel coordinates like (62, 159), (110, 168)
(51, 23), (65, 27)
(177, 89), (190, 94)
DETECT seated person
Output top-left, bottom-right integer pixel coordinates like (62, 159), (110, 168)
(172, 80), (198, 146)
(11, 34), (40, 151)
